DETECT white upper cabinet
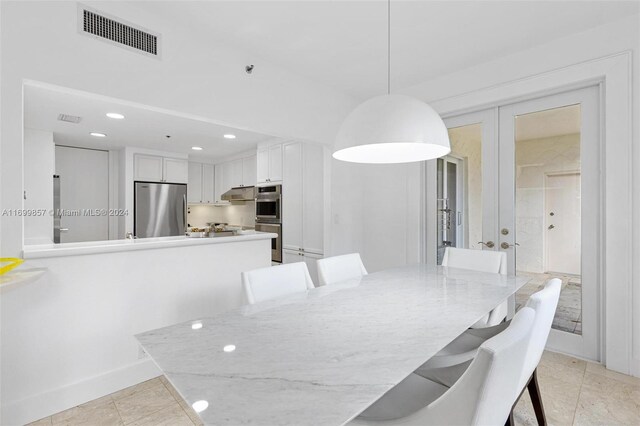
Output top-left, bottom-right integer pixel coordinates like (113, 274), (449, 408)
(214, 164), (228, 204)
(202, 163), (215, 203)
(222, 161), (233, 192)
(187, 162), (203, 203)
(257, 144), (283, 184)
(242, 155), (257, 187)
(134, 155), (163, 182)
(162, 157), (188, 183)
(269, 145), (283, 182)
(229, 158), (243, 188)
(134, 154), (188, 183)
(256, 149), (269, 183)
(188, 162), (215, 204)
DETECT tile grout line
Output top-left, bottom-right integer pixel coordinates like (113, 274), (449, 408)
(161, 378), (198, 426)
(109, 392), (126, 425)
(570, 363), (587, 425)
(116, 379), (180, 425)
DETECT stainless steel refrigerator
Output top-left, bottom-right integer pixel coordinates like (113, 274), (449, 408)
(134, 182), (187, 238)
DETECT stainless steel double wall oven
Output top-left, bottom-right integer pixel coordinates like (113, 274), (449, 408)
(255, 184), (282, 263)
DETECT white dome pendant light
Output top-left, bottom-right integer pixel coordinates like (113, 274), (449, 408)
(333, 0), (450, 164)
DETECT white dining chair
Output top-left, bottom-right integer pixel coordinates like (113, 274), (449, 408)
(442, 247), (508, 328)
(351, 307), (536, 426)
(417, 278), (562, 424)
(316, 253), (368, 286)
(241, 262), (315, 304)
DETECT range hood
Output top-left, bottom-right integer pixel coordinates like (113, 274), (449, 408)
(221, 186), (256, 202)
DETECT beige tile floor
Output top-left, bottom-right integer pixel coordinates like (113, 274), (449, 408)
(28, 351), (640, 426)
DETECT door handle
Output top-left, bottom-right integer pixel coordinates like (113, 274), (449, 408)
(501, 242), (520, 249)
(59, 228), (69, 232)
(477, 241), (495, 248)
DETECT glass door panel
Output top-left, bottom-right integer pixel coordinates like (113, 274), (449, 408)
(499, 86), (600, 360)
(436, 110), (497, 265)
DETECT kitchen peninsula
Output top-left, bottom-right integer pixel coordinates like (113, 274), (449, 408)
(2, 232), (275, 423)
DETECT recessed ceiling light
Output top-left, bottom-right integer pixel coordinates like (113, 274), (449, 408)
(191, 321), (203, 330)
(223, 134), (236, 139)
(106, 113), (125, 119)
(90, 132), (106, 137)
(192, 146), (203, 151)
(223, 344), (236, 353)
(192, 400), (209, 413)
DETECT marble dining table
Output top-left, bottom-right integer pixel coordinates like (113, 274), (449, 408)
(136, 264), (530, 426)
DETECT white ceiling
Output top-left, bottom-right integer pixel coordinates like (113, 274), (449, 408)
(24, 85), (281, 161)
(142, 0), (640, 99)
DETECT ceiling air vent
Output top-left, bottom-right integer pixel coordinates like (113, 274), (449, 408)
(57, 114), (82, 124)
(79, 6), (160, 58)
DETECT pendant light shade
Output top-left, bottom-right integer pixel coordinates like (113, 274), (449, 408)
(333, 94), (451, 164)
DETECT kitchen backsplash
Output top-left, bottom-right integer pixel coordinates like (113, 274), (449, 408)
(187, 201), (256, 228)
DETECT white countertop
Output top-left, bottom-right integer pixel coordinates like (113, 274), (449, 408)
(22, 232), (277, 259)
(136, 264), (530, 426)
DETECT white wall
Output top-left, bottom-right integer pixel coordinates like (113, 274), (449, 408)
(1, 239), (271, 425)
(330, 160), (421, 273)
(0, 0), (357, 257)
(23, 128), (54, 245)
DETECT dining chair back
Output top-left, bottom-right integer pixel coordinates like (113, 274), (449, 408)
(241, 262), (315, 304)
(435, 306), (535, 425)
(317, 253), (368, 286)
(442, 247), (508, 328)
(442, 247), (507, 274)
(354, 307), (536, 426)
(520, 278), (561, 388)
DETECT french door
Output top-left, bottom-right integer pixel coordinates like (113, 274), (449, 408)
(434, 86), (601, 361)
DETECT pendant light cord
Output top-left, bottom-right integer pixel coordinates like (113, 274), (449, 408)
(387, 0), (391, 94)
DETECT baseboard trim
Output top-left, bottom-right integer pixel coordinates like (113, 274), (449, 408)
(2, 359), (161, 425)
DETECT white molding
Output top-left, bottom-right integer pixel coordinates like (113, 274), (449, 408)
(418, 51), (633, 374)
(3, 359), (160, 426)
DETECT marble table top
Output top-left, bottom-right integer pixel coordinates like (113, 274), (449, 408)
(136, 264), (529, 425)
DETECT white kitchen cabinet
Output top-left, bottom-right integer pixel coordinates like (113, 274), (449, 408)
(282, 142), (326, 256)
(257, 144), (283, 184)
(202, 163), (215, 203)
(269, 145), (283, 182)
(283, 249), (322, 286)
(229, 158), (243, 188)
(134, 154), (163, 182)
(162, 157), (188, 183)
(187, 162), (203, 203)
(283, 143), (303, 251)
(257, 148), (269, 183)
(134, 154), (188, 183)
(214, 164), (228, 204)
(242, 155), (257, 186)
(188, 162), (215, 204)
(301, 143), (324, 254)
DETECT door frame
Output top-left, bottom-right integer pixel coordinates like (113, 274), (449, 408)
(420, 52), (633, 374)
